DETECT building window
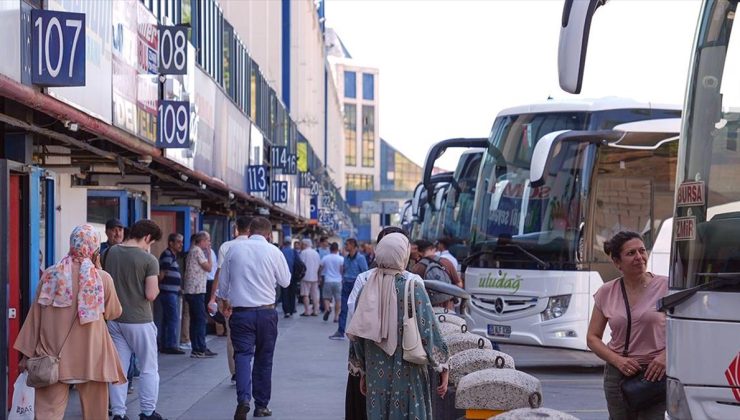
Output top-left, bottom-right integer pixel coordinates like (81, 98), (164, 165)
(393, 151), (422, 191)
(361, 106), (375, 167)
(344, 71), (356, 98)
(344, 104), (357, 166)
(362, 73), (374, 100)
(223, 21), (234, 96)
(346, 174), (374, 190)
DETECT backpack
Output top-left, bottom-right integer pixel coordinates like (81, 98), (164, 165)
(292, 251), (307, 282)
(418, 256), (452, 284)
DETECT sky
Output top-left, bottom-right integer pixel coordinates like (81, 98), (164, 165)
(325, 0), (702, 170)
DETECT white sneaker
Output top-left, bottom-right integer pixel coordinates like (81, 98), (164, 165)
(179, 342), (191, 350)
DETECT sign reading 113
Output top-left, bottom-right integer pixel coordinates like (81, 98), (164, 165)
(247, 166), (268, 193)
(31, 9), (86, 87)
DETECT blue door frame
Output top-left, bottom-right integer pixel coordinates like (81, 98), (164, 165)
(152, 206), (200, 251)
(87, 190), (129, 226)
(28, 168), (57, 305)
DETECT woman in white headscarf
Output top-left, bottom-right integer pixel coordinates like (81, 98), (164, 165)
(347, 232), (449, 420)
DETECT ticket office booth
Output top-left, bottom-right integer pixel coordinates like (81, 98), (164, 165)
(87, 189), (149, 238)
(151, 206), (201, 259)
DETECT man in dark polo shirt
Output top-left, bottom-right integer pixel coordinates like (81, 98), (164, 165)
(158, 233), (185, 354)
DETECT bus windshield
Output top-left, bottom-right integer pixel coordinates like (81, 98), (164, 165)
(441, 150), (483, 242)
(672, 0), (740, 291)
(470, 138), (594, 270)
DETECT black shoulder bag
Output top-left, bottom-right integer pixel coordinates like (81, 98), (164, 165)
(618, 278), (667, 411)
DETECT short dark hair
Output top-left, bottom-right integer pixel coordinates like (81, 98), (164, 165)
(330, 242), (339, 252)
(436, 237), (453, 249)
(248, 217), (272, 236)
(414, 239), (435, 252)
(236, 216), (251, 234)
(346, 238), (358, 247)
(603, 231), (644, 260)
(167, 233), (183, 244)
(320, 236), (328, 242)
(129, 220), (162, 242)
(376, 226), (407, 243)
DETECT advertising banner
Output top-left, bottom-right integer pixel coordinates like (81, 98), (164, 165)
(192, 67), (216, 176)
(47, 0), (111, 122)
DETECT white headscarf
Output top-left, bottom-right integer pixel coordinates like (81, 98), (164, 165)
(346, 233), (410, 356)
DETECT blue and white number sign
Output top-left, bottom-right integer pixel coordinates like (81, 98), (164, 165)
(247, 165), (268, 193)
(158, 26), (188, 75)
(271, 181), (289, 204)
(157, 101), (190, 148)
(31, 10), (86, 86)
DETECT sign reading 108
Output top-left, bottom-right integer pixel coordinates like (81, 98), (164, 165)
(31, 10), (86, 86)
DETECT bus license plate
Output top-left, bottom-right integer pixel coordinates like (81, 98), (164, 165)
(488, 324), (511, 338)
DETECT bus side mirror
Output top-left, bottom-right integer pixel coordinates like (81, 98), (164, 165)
(558, 0), (607, 93)
(529, 131), (570, 187)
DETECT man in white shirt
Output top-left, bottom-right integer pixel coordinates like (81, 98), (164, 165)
(219, 217), (290, 419)
(208, 216), (251, 384)
(299, 238), (321, 316)
(320, 242), (344, 322)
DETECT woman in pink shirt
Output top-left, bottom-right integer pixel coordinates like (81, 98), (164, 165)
(587, 231), (667, 420)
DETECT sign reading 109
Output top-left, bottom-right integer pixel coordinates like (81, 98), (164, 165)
(31, 10), (86, 86)
(157, 101), (190, 148)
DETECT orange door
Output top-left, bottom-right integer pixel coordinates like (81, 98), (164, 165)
(151, 211), (178, 260)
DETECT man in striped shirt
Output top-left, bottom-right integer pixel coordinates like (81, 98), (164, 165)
(158, 233), (185, 354)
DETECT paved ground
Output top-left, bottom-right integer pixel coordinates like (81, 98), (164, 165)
(65, 306), (609, 419)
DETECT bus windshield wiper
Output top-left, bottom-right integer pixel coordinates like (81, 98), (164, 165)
(658, 272), (740, 312)
(464, 241), (551, 270)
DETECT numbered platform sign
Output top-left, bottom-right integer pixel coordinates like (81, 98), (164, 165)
(31, 10), (86, 86)
(247, 165), (268, 193)
(310, 195), (319, 220)
(285, 153), (297, 175)
(271, 181), (288, 204)
(159, 25), (188, 75)
(157, 101), (190, 148)
(271, 146), (288, 169)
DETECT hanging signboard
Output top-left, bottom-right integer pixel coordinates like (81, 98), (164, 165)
(297, 141), (308, 172)
(31, 9), (86, 86)
(246, 165), (268, 193)
(285, 153), (297, 175)
(271, 181), (288, 204)
(158, 25), (187, 75)
(157, 100), (190, 148)
(299, 172), (312, 189)
(271, 146), (288, 170)
(310, 195), (319, 221)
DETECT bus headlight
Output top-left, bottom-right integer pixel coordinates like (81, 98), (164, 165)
(541, 294), (571, 321)
(666, 377), (692, 420)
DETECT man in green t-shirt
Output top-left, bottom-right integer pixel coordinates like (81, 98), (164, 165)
(104, 220), (167, 420)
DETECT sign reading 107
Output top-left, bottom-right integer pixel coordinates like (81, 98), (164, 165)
(31, 10), (86, 86)
(247, 166), (268, 193)
(156, 101), (190, 148)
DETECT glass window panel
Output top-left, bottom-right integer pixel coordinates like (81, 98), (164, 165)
(362, 73), (374, 100)
(87, 196), (121, 225)
(344, 104), (357, 166)
(362, 106), (375, 167)
(344, 71), (356, 98)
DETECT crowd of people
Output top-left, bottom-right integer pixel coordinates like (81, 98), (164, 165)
(12, 207), (668, 420)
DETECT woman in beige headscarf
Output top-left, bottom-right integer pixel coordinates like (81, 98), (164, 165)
(347, 232), (449, 420)
(14, 224), (126, 420)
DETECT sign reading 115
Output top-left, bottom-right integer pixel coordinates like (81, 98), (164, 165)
(272, 181), (288, 204)
(31, 10), (86, 87)
(247, 166), (268, 193)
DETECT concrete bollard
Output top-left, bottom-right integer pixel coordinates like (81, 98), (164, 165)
(436, 313), (467, 327)
(448, 348), (516, 386)
(489, 407), (579, 419)
(455, 368), (542, 419)
(446, 332), (493, 356)
(439, 322), (468, 337)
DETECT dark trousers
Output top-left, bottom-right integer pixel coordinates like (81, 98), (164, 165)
(158, 291), (180, 349)
(230, 308), (278, 408)
(185, 293), (207, 352)
(281, 285), (296, 315)
(338, 280), (355, 335)
(345, 373), (367, 420)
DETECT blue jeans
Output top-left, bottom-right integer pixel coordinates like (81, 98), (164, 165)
(185, 293), (207, 352)
(338, 280), (355, 335)
(229, 308), (278, 408)
(158, 291), (180, 349)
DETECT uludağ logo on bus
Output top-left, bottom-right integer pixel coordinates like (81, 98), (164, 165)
(726, 352), (740, 402)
